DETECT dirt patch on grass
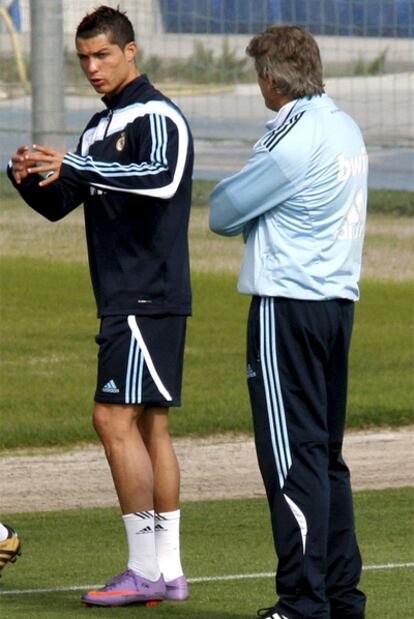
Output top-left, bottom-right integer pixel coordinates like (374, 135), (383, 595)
(1, 427), (413, 513)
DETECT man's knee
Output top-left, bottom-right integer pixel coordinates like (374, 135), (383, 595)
(92, 403), (141, 443)
(93, 403), (113, 435)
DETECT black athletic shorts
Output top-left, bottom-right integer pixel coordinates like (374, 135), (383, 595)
(94, 314), (187, 407)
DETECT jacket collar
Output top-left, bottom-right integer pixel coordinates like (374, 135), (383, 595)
(266, 93), (333, 130)
(102, 74), (150, 109)
(290, 93), (336, 116)
(266, 99), (298, 131)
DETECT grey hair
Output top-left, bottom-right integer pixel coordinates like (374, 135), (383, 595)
(246, 25), (325, 98)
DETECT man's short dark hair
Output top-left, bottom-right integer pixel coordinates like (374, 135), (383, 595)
(76, 5), (135, 49)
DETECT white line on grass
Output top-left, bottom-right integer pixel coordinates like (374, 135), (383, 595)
(0, 563), (413, 596)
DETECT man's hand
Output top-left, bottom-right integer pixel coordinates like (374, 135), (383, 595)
(25, 144), (66, 187)
(10, 145), (37, 185)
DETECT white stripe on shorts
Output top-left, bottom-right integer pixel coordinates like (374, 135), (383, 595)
(126, 315), (172, 403)
(125, 334), (145, 404)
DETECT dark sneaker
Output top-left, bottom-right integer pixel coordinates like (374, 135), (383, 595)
(81, 570), (165, 607)
(0, 525), (21, 575)
(165, 574), (189, 601)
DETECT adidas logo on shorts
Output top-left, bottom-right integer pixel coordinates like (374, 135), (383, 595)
(102, 379), (120, 394)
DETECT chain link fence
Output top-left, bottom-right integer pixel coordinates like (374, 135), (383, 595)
(0, 0), (413, 182)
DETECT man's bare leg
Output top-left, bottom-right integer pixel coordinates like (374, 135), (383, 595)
(138, 407), (187, 597)
(93, 402), (160, 581)
(93, 402), (153, 513)
(138, 407), (180, 512)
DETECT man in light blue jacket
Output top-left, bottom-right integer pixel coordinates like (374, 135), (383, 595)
(210, 25), (367, 619)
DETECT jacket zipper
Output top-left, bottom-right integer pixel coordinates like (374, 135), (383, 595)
(103, 109), (113, 139)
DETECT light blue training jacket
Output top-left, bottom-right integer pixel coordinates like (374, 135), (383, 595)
(209, 94), (368, 301)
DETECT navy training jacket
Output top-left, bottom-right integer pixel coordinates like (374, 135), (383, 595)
(7, 75), (193, 317)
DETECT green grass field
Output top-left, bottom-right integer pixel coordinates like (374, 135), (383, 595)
(0, 262), (413, 448)
(0, 489), (413, 618)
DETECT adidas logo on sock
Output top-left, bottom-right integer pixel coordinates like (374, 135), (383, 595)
(102, 379), (120, 394)
(155, 524), (167, 532)
(136, 526), (153, 535)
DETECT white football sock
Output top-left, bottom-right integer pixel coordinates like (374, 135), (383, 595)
(122, 511), (161, 581)
(0, 523), (9, 541)
(155, 509), (184, 582)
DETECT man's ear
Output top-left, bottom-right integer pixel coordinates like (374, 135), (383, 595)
(124, 41), (137, 63)
(261, 74), (277, 94)
(270, 77), (280, 93)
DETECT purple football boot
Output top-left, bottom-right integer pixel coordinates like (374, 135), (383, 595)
(82, 570), (165, 607)
(165, 574), (189, 601)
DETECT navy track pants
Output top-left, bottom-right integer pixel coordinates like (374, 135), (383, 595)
(247, 296), (366, 619)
